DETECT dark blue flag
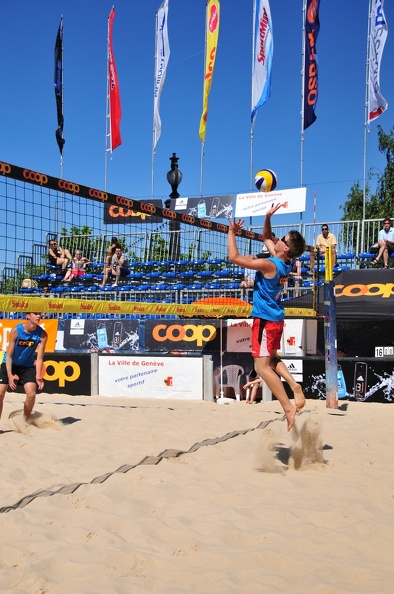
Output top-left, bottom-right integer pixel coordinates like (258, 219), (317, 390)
(54, 18), (65, 154)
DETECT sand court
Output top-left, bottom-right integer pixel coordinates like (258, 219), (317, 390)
(1, 395), (394, 593)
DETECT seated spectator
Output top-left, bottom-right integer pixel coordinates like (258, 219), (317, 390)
(101, 246), (129, 287)
(283, 258), (303, 298)
(101, 237), (120, 282)
(63, 250), (91, 282)
(316, 224), (337, 267)
(48, 239), (72, 271)
(371, 217), (394, 269)
(239, 255), (257, 288)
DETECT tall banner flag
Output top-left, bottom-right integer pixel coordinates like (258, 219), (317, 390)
(108, 7), (122, 151)
(199, 0), (220, 143)
(153, 0), (170, 152)
(303, 0), (320, 131)
(54, 18), (65, 155)
(251, 0), (273, 126)
(368, 0), (388, 122)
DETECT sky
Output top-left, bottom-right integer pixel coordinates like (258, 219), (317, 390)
(0, 0), (393, 229)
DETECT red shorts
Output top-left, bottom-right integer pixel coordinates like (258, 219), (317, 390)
(71, 268), (85, 278)
(251, 318), (284, 357)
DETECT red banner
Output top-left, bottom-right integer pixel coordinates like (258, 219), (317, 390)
(108, 8), (122, 150)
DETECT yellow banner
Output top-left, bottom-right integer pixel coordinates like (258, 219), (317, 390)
(199, 0), (220, 142)
(0, 295), (251, 319)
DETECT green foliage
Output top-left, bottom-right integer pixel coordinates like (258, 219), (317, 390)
(340, 126), (394, 222)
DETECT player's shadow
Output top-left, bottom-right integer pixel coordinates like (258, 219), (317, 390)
(59, 417), (81, 426)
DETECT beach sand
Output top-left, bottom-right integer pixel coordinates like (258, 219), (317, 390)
(1, 395), (394, 593)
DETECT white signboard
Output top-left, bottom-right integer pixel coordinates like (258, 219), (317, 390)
(235, 187), (306, 218)
(226, 319), (253, 353)
(98, 355), (203, 400)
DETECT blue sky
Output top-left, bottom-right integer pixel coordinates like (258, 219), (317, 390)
(0, 0), (393, 227)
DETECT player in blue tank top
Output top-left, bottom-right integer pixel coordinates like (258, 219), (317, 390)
(0, 312), (48, 425)
(228, 203), (306, 431)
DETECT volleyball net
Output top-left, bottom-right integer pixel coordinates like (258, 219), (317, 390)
(0, 159), (317, 319)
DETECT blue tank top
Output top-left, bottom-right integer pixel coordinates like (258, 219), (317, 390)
(250, 257), (291, 321)
(2, 323), (43, 367)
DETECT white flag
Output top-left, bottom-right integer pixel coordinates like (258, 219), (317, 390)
(251, 0), (273, 126)
(368, 0), (388, 122)
(153, 0), (170, 151)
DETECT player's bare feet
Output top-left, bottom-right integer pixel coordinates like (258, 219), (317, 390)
(293, 384), (305, 412)
(285, 403), (297, 431)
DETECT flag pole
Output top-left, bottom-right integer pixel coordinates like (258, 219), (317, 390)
(152, 7), (159, 198)
(199, 142), (205, 196)
(250, 0), (256, 191)
(104, 8), (112, 193)
(362, 0), (373, 252)
(300, 0), (306, 227)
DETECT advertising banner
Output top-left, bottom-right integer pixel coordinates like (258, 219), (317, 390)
(103, 199), (163, 224)
(98, 354), (203, 399)
(0, 319), (58, 353)
(170, 195), (233, 220)
(235, 187), (306, 218)
(226, 319), (252, 353)
(63, 319), (140, 352)
(144, 319), (221, 352)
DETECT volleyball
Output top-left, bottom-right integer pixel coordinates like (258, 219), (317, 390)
(254, 169), (278, 193)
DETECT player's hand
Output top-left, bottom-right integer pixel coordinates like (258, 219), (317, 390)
(228, 218), (245, 233)
(8, 375), (17, 390)
(266, 203), (284, 217)
(36, 378), (44, 390)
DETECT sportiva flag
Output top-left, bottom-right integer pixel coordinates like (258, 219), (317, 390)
(368, 0), (388, 122)
(153, 0), (170, 152)
(251, 0), (273, 126)
(199, 0), (220, 143)
(108, 7), (122, 151)
(303, 0), (320, 131)
(54, 18), (65, 155)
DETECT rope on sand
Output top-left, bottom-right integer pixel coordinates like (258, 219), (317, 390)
(0, 414), (287, 514)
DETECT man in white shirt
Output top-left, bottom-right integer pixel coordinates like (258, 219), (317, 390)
(371, 218), (394, 269)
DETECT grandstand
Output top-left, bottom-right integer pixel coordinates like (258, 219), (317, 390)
(0, 160), (392, 320)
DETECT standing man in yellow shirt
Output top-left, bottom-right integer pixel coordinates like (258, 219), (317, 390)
(316, 224), (337, 267)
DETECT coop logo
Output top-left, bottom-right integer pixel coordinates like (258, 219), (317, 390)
(152, 323), (217, 347)
(116, 195), (134, 208)
(23, 169), (48, 185)
(107, 206), (150, 220)
(200, 219), (212, 228)
(216, 223), (228, 233)
(162, 208), (177, 220)
(0, 162), (11, 175)
(58, 179), (80, 194)
(17, 339), (35, 348)
(140, 203), (157, 214)
(182, 214), (195, 224)
(89, 188), (108, 201)
(245, 231), (255, 238)
(336, 283), (394, 299)
(43, 360), (81, 387)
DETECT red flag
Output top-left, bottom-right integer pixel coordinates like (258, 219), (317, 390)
(108, 7), (122, 150)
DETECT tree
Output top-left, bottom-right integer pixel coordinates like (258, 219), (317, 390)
(340, 126), (394, 222)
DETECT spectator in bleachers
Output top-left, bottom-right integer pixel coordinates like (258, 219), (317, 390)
(316, 224), (337, 267)
(100, 237), (120, 287)
(48, 239), (72, 271)
(371, 218), (394, 269)
(283, 258), (303, 298)
(63, 250), (90, 282)
(101, 246), (129, 288)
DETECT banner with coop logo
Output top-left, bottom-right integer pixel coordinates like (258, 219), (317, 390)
(98, 354), (203, 399)
(0, 319), (58, 353)
(235, 187), (306, 218)
(144, 320), (221, 352)
(104, 198), (163, 224)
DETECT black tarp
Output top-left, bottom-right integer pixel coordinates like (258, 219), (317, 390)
(284, 269), (394, 319)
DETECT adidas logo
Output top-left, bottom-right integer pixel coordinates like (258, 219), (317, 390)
(287, 363), (297, 370)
